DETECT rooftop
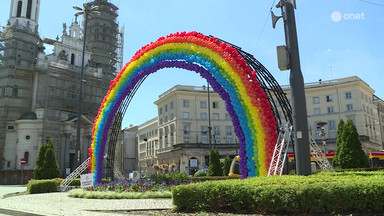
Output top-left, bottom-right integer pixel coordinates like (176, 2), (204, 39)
(158, 85), (214, 99)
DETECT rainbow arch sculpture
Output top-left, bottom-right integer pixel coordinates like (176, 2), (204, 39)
(89, 31), (278, 183)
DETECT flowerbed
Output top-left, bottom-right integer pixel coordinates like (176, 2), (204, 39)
(69, 173), (200, 199)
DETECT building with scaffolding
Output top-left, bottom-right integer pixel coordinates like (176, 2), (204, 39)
(0, 0), (123, 183)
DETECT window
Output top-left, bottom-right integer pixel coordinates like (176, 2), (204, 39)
(313, 97), (320, 104)
(170, 113), (174, 120)
(314, 108), (321, 115)
(327, 107), (334, 114)
(183, 112), (190, 119)
(17, 1), (22, 17)
(326, 95), (333, 102)
(12, 86), (18, 97)
(347, 104), (353, 111)
(213, 126), (220, 135)
(24, 151), (29, 163)
(328, 120), (336, 130)
(183, 100), (189, 108)
(201, 126), (208, 135)
(226, 126), (233, 136)
(183, 125), (190, 135)
(170, 101), (174, 109)
(164, 116), (168, 122)
(159, 107), (162, 115)
(226, 137), (233, 144)
(225, 113), (231, 120)
(213, 113), (219, 120)
(71, 53), (75, 65)
(165, 104), (168, 112)
(200, 101), (207, 109)
(26, 0), (32, 19)
(200, 113), (207, 120)
(159, 118), (163, 124)
(363, 104), (366, 112)
(213, 102), (219, 109)
(345, 92), (352, 99)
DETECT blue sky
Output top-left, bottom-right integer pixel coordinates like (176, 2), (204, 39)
(1, 0), (383, 127)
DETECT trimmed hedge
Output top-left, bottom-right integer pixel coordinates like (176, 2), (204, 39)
(172, 171), (384, 214)
(27, 179), (60, 194)
(189, 176), (241, 181)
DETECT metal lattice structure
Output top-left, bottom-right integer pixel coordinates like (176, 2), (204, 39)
(103, 35), (293, 179)
(59, 158), (89, 191)
(268, 123), (293, 176)
(104, 75), (148, 180)
(212, 37), (293, 127)
(309, 138), (334, 172)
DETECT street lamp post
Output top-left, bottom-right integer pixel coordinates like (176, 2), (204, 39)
(203, 83), (212, 150)
(207, 82), (212, 150)
(73, 3), (100, 166)
(317, 122), (328, 154)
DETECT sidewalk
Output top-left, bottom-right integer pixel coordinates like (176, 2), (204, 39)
(0, 185), (27, 198)
(0, 186), (173, 216)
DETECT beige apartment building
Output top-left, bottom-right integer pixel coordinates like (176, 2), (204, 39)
(281, 76), (383, 152)
(130, 76), (383, 176)
(135, 85), (239, 175)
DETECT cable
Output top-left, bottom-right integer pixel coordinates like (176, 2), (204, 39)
(359, 0), (384, 7)
(252, 0), (278, 55)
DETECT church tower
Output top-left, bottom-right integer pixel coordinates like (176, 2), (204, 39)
(0, 0), (41, 169)
(85, 0), (119, 77)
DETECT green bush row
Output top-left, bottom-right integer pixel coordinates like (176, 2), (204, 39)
(27, 179), (60, 194)
(27, 177), (110, 194)
(172, 171), (384, 214)
(189, 176), (241, 181)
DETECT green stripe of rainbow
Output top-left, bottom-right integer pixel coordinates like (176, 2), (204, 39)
(89, 32), (277, 182)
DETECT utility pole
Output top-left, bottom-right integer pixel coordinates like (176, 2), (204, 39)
(273, 0), (311, 175)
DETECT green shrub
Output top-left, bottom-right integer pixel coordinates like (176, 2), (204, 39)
(207, 148), (222, 176)
(34, 140), (60, 179)
(172, 171), (384, 214)
(222, 157), (232, 176)
(194, 170), (207, 177)
(333, 119), (369, 169)
(27, 179), (60, 194)
(189, 176), (241, 181)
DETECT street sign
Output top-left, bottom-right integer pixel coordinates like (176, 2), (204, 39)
(20, 158), (26, 165)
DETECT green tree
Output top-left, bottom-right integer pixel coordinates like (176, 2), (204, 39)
(207, 148), (223, 176)
(333, 119), (369, 169)
(34, 140), (60, 179)
(332, 119), (345, 167)
(222, 157), (232, 176)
